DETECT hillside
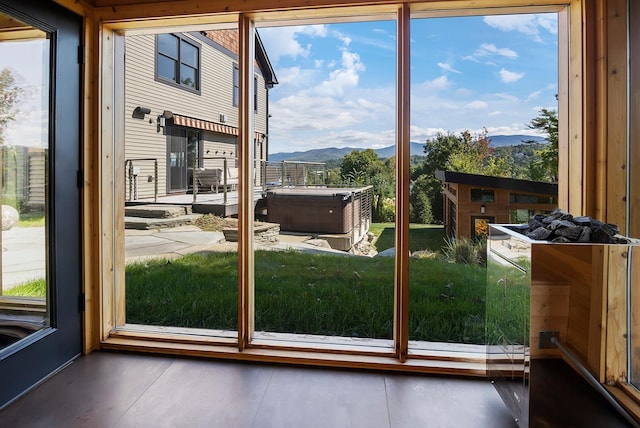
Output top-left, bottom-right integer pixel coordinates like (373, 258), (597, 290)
(269, 134), (546, 162)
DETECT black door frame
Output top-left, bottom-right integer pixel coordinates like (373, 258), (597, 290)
(0, 0), (82, 409)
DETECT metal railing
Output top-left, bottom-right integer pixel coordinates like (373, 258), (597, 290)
(259, 160), (327, 189)
(125, 157), (328, 204)
(125, 158), (158, 202)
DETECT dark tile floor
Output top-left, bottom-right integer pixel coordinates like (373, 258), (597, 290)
(0, 351), (517, 428)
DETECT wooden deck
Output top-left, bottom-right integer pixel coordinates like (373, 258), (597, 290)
(126, 189), (266, 217)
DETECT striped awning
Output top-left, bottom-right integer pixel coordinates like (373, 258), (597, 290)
(171, 113), (265, 142)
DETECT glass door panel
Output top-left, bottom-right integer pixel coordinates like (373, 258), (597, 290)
(0, 0), (82, 408)
(253, 20), (395, 350)
(168, 129), (187, 192)
(0, 16), (49, 352)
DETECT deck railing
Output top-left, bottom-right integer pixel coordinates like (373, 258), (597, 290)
(259, 160), (327, 189)
(125, 158), (327, 204)
(125, 158), (158, 202)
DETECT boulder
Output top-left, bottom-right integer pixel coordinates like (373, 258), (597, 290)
(2, 205), (19, 230)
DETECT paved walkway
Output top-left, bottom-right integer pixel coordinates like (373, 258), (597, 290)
(2, 225), (348, 290)
(1, 227), (46, 289)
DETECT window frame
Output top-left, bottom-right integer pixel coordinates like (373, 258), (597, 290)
(155, 32), (201, 94)
(254, 74), (258, 112)
(233, 63), (239, 107)
(470, 188), (495, 203)
(101, 1), (576, 377)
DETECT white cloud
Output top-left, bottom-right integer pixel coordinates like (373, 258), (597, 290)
(272, 66), (320, 88)
(466, 100), (489, 109)
(258, 25), (328, 64)
(499, 68), (525, 83)
(494, 93), (520, 103)
(314, 48), (365, 97)
(410, 125), (448, 143)
(483, 14), (557, 42)
(526, 90), (542, 101)
(464, 43), (518, 61)
(480, 43), (518, 58)
(423, 76), (450, 91)
(437, 62), (462, 74)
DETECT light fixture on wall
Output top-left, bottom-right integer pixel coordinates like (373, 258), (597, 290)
(157, 110), (173, 133)
(132, 106), (151, 119)
(481, 205), (486, 214)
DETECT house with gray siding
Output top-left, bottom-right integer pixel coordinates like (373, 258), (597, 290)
(124, 29), (277, 200)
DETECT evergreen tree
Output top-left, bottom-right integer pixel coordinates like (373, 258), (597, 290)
(526, 108), (558, 182)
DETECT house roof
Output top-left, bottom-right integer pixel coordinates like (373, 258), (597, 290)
(198, 29), (278, 87)
(435, 170), (558, 195)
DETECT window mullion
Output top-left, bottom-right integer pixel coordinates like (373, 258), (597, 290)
(237, 14), (255, 351)
(395, 3), (410, 362)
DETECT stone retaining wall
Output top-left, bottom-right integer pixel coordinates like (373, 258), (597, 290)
(223, 222), (280, 245)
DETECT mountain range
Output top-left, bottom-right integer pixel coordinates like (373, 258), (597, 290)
(269, 134), (546, 162)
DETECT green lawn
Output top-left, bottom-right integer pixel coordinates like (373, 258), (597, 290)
(7, 223), (493, 345)
(4, 278), (46, 297)
(126, 250), (487, 344)
(18, 213), (45, 227)
(369, 223), (446, 253)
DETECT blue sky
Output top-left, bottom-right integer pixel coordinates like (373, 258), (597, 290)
(258, 13), (558, 154)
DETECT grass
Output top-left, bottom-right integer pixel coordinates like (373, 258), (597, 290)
(18, 213), (45, 227)
(4, 278), (46, 297)
(369, 223), (446, 253)
(126, 250), (487, 344)
(6, 223), (492, 344)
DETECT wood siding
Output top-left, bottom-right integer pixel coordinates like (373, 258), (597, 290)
(124, 31), (269, 199)
(444, 182), (557, 240)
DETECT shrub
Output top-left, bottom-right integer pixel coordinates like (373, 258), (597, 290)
(441, 236), (487, 266)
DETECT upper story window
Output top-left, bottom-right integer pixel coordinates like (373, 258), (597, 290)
(233, 64), (239, 106)
(156, 33), (200, 92)
(233, 65), (259, 112)
(254, 75), (258, 112)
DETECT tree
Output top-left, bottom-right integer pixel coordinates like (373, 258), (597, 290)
(526, 108), (558, 182)
(0, 68), (22, 146)
(340, 148), (380, 185)
(445, 128), (491, 174)
(340, 149), (395, 222)
(409, 175), (433, 224)
(413, 130), (496, 223)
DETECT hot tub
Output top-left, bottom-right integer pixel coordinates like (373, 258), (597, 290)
(264, 186), (372, 235)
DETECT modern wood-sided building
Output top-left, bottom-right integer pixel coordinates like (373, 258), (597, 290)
(1, 0), (640, 425)
(124, 29), (277, 200)
(436, 170), (558, 240)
